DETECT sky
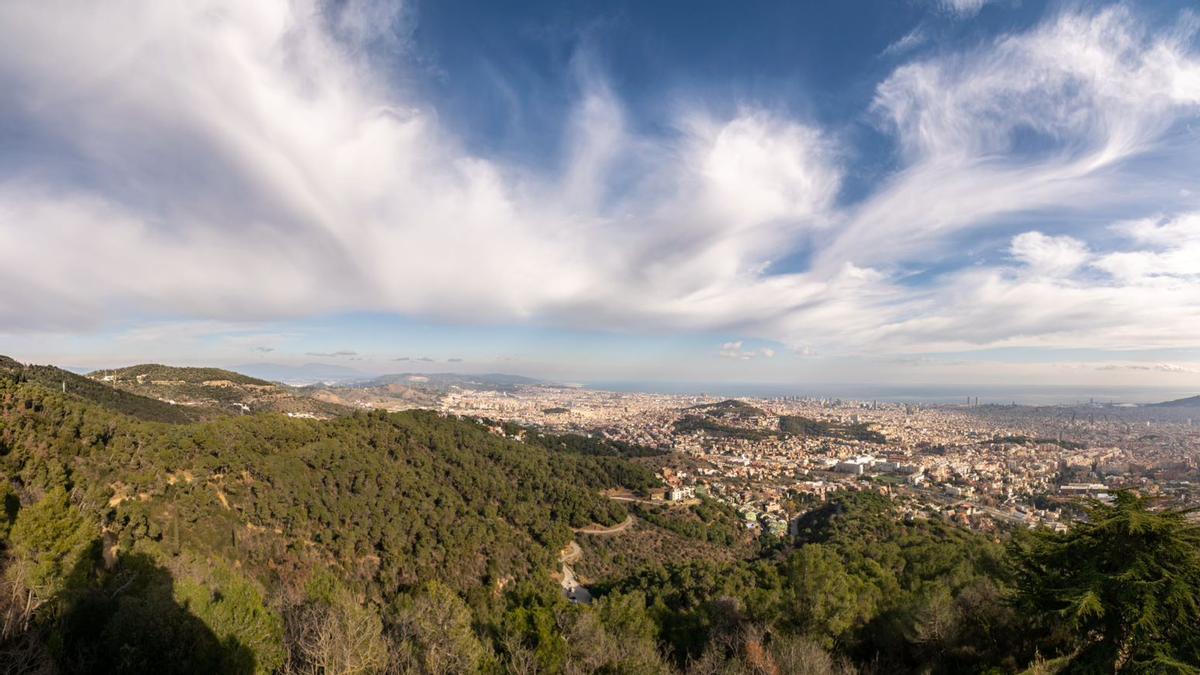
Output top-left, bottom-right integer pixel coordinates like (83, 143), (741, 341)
(1, 0), (1199, 393)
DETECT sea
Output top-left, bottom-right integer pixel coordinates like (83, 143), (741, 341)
(582, 381), (1198, 407)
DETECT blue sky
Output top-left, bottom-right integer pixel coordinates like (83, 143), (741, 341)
(1, 0), (1199, 389)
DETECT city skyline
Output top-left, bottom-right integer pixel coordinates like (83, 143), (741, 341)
(2, 0), (1200, 389)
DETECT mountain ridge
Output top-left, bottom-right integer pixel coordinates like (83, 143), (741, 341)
(90, 363), (273, 386)
(0, 354), (203, 423)
(86, 362), (349, 418)
(358, 372), (544, 390)
(1150, 394), (1200, 408)
(230, 362), (365, 385)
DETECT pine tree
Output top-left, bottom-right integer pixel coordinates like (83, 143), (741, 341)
(1011, 492), (1200, 673)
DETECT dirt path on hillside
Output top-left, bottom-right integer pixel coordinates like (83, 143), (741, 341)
(572, 513), (634, 535)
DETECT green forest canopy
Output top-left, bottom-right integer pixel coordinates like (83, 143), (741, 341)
(0, 359), (1197, 673)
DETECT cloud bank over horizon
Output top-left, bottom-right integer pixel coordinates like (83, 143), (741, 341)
(0, 0), (1198, 380)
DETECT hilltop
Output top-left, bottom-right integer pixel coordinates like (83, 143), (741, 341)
(1150, 394), (1200, 408)
(91, 364), (274, 386)
(684, 398), (769, 419)
(674, 399), (776, 440)
(0, 355), (202, 423)
(88, 363), (349, 418)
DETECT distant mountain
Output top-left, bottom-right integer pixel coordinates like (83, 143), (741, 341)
(229, 362), (365, 385)
(89, 363), (350, 418)
(358, 372), (543, 392)
(295, 372), (546, 411)
(1149, 394), (1200, 408)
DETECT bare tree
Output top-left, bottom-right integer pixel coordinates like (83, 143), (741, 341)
(389, 582), (487, 675)
(500, 632), (539, 675)
(0, 569), (53, 675)
(287, 592), (390, 675)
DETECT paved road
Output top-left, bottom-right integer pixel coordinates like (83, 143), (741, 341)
(558, 541), (591, 604)
(560, 560), (592, 604)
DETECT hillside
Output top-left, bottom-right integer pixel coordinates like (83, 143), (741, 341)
(0, 365), (660, 672)
(1151, 394), (1200, 408)
(89, 363), (350, 418)
(672, 400), (888, 444)
(685, 398), (769, 419)
(0, 355), (202, 423)
(91, 363), (273, 386)
(779, 414), (888, 443)
(674, 399), (777, 440)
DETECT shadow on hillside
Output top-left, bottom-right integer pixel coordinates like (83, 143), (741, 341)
(52, 551), (256, 674)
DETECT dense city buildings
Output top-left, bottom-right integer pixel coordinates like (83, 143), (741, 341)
(439, 385), (1200, 537)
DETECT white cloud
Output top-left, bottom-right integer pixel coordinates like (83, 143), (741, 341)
(882, 26), (928, 59)
(935, 0), (994, 19)
(0, 2), (1198, 365)
(718, 341), (750, 359)
(1010, 232), (1089, 277)
(782, 5), (1200, 354)
(718, 341), (775, 360)
(1096, 362), (1200, 374)
(1091, 213), (1200, 284)
(821, 5), (1200, 275)
(0, 0), (841, 339)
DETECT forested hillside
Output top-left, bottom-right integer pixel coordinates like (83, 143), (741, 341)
(0, 360), (1197, 673)
(91, 364), (274, 387)
(1, 358), (204, 423)
(89, 363), (351, 419)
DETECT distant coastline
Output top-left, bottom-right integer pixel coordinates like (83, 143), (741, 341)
(583, 381), (1198, 406)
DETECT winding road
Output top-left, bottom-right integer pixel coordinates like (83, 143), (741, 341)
(558, 541), (591, 604)
(572, 513), (635, 536)
(558, 514), (637, 604)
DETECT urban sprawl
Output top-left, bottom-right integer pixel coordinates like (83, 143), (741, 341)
(434, 386), (1200, 537)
